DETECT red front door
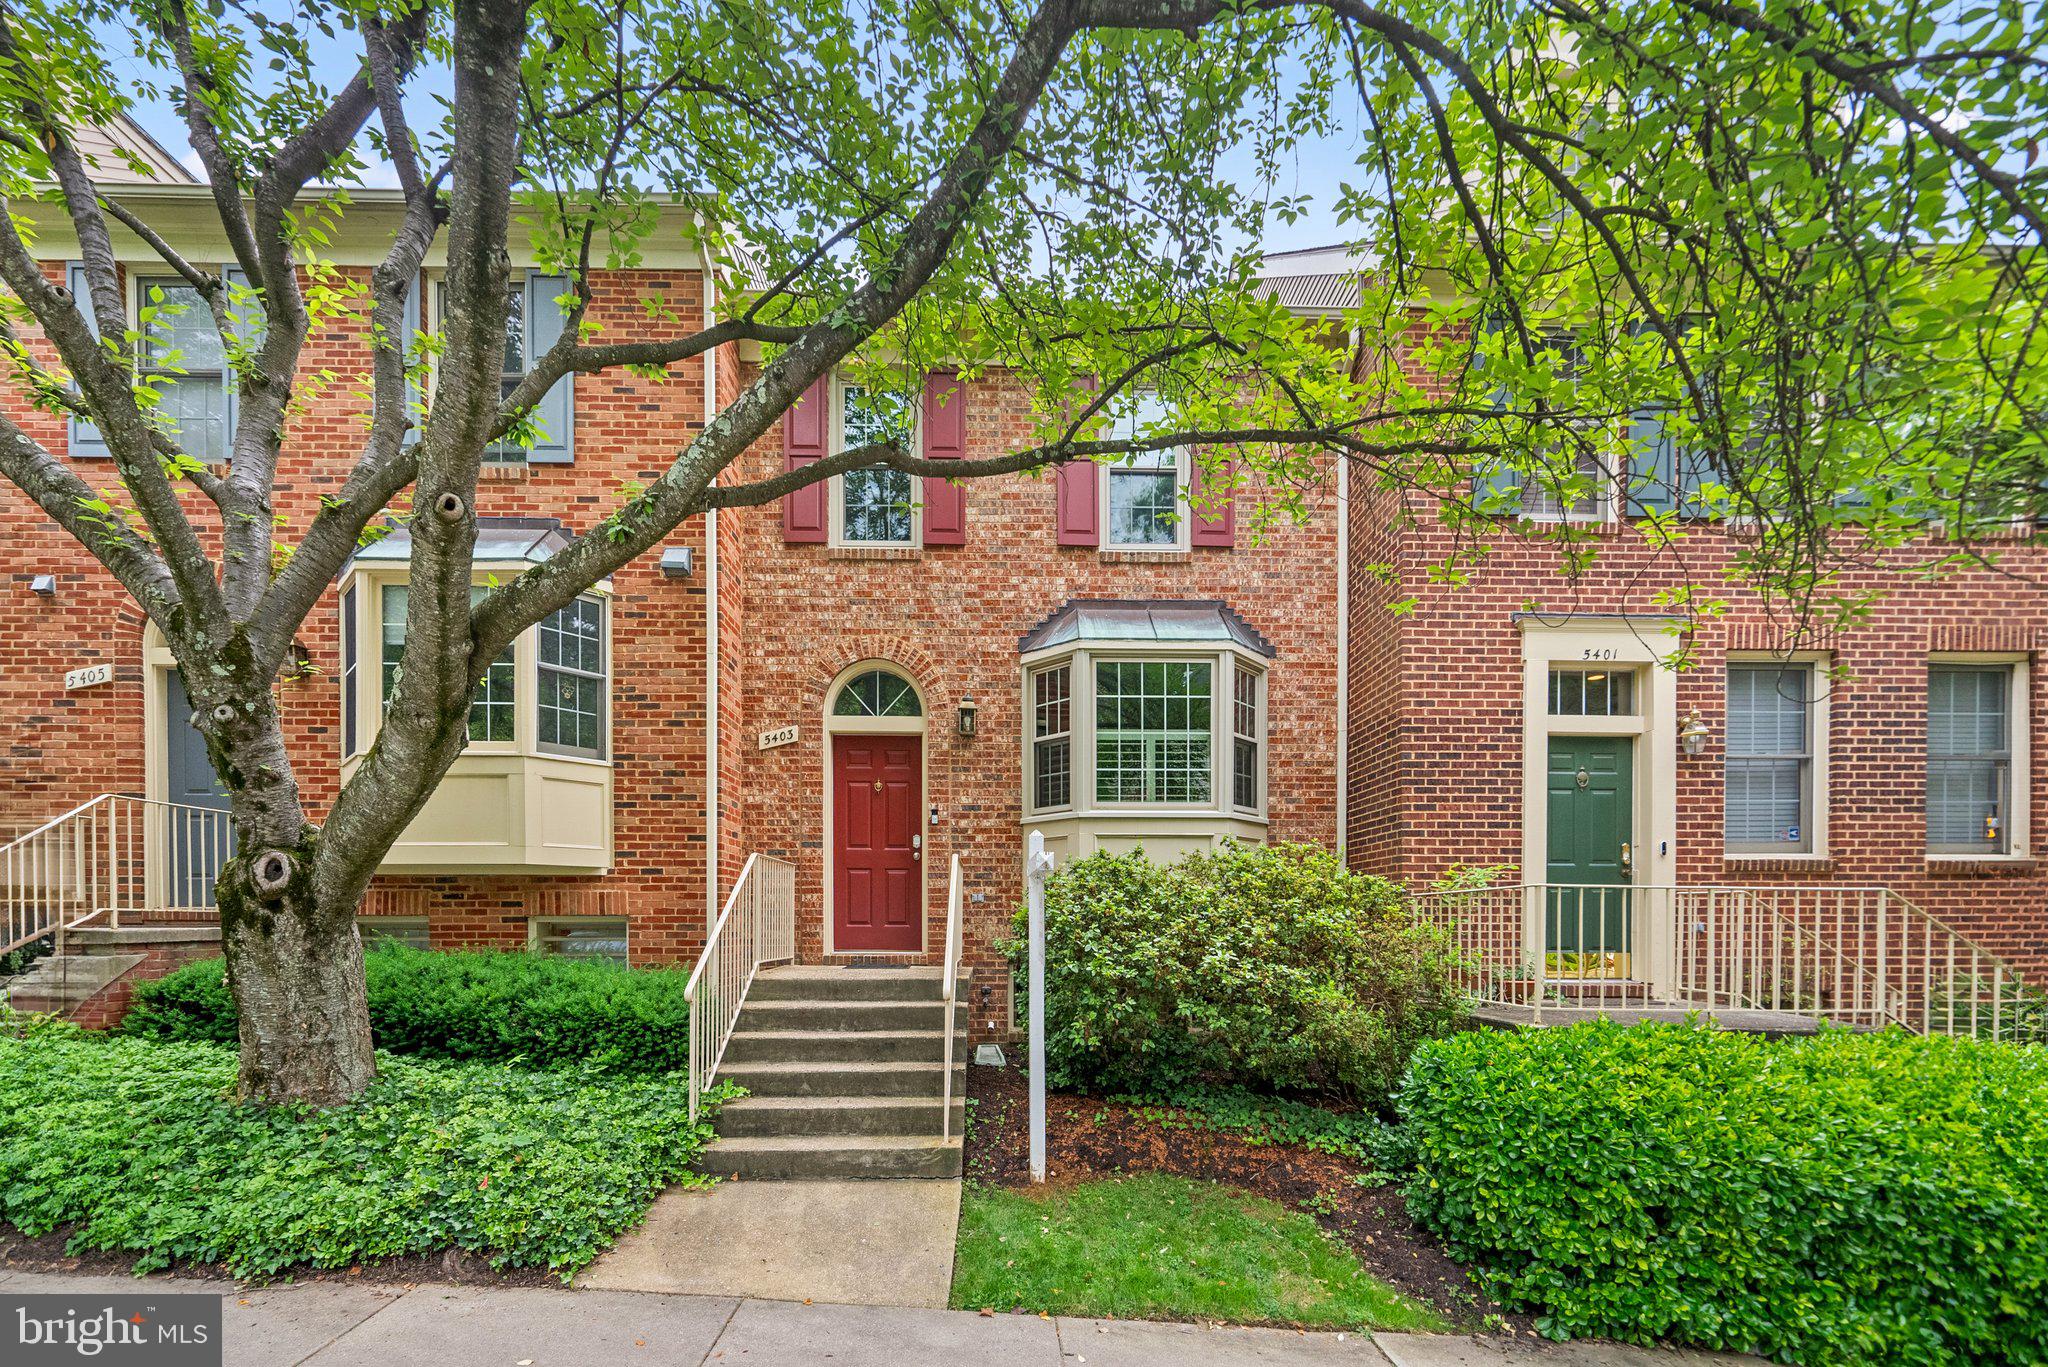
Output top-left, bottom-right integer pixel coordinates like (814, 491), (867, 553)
(831, 733), (924, 952)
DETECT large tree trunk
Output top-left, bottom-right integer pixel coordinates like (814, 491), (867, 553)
(218, 849), (377, 1107)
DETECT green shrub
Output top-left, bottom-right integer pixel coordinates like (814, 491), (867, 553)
(0, 1032), (728, 1278)
(1400, 1022), (2048, 1365)
(1013, 843), (1464, 1101)
(123, 944), (693, 1073)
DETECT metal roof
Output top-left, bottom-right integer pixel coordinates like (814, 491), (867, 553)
(1018, 599), (1276, 658)
(1251, 272), (1361, 313)
(346, 516), (572, 568)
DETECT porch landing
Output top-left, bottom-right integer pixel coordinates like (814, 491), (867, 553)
(1469, 1003), (1854, 1036)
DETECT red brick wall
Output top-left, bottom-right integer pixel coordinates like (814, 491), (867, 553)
(724, 366), (1342, 1035)
(1348, 515), (2048, 979)
(0, 263), (723, 967)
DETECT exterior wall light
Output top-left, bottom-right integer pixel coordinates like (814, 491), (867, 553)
(957, 694), (978, 737)
(1680, 709), (1711, 756)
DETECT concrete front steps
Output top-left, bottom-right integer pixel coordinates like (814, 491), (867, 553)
(695, 966), (968, 1181)
(4, 923), (221, 1022)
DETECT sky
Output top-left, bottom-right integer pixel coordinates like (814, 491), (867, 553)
(102, 16), (1365, 261)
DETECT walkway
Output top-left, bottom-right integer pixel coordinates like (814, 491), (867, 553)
(0, 1269), (1770, 1366)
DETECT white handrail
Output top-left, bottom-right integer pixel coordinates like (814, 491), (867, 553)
(685, 852), (796, 1122)
(941, 853), (963, 1140)
(2, 794), (234, 956)
(1411, 881), (2044, 1043)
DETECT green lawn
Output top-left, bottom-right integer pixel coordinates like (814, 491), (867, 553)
(950, 1173), (1451, 1331)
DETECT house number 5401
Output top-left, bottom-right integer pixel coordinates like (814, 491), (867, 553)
(1581, 648), (1619, 661)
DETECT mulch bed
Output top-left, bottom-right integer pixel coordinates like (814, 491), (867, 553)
(0, 1224), (569, 1290)
(963, 1063), (1528, 1333)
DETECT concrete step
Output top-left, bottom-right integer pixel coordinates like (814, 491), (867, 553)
(722, 1029), (949, 1065)
(735, 999), (966, 1034)
(719, 1060), (963, 1098)
(68, 925), (220, 955)
(750, 966), (946, 1002)
(4, 952), (142, 1010)
(691, 1134), (963, 1181)
(717, 1095), (966, 1139)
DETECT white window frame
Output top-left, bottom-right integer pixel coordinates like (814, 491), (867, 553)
(1520, 447), (1616, 525)
(1098, 447), (1192, 552)
(131, 270), (235, 464)
(338, 566), (613, 768)
(1028, 662), (1075, 815)
(1926, 653), (2031, 860)
(529, 916), (630, 962)
(828, 376), (921, 549)
(1019, 641), (1267, 823)
(1723, 655), (1830, 858)
(357, 916), (430, 950)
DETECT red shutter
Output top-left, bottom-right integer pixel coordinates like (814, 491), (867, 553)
(782, 377), (829, 543)
(1189, 456), (1236, 548)
(1056, 374), (1100, 547)
(921, 370), (966, 545)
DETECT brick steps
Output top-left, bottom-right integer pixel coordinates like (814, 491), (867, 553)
(693, 965), (968, 1180)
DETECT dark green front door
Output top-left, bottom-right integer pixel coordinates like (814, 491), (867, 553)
(1545, 736), (1633, 960)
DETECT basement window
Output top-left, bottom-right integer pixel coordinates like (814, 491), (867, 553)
(532, 917), (629, 962)
(357, 916), (430, 951)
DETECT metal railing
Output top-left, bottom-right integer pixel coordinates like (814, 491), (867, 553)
(940, 853), (963, 1140)
(1413, 881), (2045, 1043)
(2, 794), (234, 956)
(685, 852), (796, 1122)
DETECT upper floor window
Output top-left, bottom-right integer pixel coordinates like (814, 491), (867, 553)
(1928, 663), (2017, 855)
(834, 384), (917, 546)
(138, 277), (230, 462)
(430, 271), (574, 464)
(1726, 662), (1817, 854)
(1101, 393), (1187, 550)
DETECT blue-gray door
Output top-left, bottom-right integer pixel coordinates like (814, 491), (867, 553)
(165, 670), (233, 908)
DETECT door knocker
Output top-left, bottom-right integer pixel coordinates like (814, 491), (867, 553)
(1575, 768), (1591, 789)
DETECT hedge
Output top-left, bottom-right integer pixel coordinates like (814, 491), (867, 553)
(1401, 1022), (2048, 1365)
(1014, 843), (1465, 1101)
(0, 1028), (727, 1278)
(122, 944), (691, 1073)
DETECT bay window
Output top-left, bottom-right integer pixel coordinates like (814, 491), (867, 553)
(336, 518), (614, 872)
(1020, 600), (1272, 856)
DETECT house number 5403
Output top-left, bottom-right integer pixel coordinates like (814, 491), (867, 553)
(1581, 648), (1619, 661)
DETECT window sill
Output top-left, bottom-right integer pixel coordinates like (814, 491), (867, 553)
(480, 463), (532, 482)
(1926, 856), (2039, 877)
(1722, 855), (1834, 874)
(828, 545), (921, 561)
(1099, 548), (1189, 563)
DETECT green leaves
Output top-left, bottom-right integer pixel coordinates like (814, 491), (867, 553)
(122, 943), (696, 1075)
(0, 1032), (732, 1279)
(1012, 842), (1466, 1101)
(1399, 1023), (2048, 1364)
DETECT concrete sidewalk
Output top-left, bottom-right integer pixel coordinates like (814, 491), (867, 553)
(0, 1269), (1767, 1366)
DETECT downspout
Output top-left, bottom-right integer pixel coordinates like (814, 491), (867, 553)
(703, 252), (722, 932)
(1334, 325), (1359, 861)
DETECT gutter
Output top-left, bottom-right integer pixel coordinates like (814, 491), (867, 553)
(1335, 327), (1357, 860)
(703, 255), (722, 931)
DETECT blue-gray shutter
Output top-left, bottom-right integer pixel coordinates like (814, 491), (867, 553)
(65, 262), (112, 459)
(523, 271), (573, 463)
(1630, 410), (1677, 513)
(220, 265), (260, 454)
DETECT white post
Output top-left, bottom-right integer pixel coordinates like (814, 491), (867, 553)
(1025, 830), (1055, 1185)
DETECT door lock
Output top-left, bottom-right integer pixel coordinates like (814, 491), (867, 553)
(911, 834), (923, 862)
(1619, 841), (1632, 870)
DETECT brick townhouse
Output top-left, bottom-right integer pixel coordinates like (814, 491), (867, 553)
(0, 149), (1342, 1042)
(3, 148), (2042, 1065)
(1257, 243), (2048, 996)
